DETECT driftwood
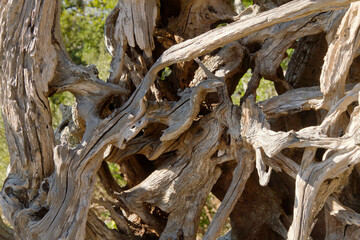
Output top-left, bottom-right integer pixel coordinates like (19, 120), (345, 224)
(1, 0), (360, 239)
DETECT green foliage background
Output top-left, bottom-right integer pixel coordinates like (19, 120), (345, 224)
(61, 0), (116, 80)
(51, 0), (117, 128)
(242, 0), (253, 7)
(0, 115), (9, 187)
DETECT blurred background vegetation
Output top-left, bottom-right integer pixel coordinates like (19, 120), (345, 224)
(0, 0), (289, 235)
(0, 115), (9, 187)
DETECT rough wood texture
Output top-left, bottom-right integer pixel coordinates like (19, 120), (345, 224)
(1, 0), (360, 239)
(319, 2), (360, 109)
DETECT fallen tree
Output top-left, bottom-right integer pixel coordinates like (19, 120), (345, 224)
(1, 0), (360, 239)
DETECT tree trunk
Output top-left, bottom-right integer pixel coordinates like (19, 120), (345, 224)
(1, 0), (360, 239)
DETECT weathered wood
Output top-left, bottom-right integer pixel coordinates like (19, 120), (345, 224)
(120, 116), (225, 238)
(327, 195), (360, 226)
(106, 0), (158, 57)
(0, 214), (14, 240)
(0, 0), (144, 238)
(241, 10), (344, 97)
(319, 2), (360, 109)
(86, 209), (126, 240)
(241, 87), (360, 239)
(203, 146), (254, 240)
(2, 0), (360, 239)
(260, 84), (356, 118)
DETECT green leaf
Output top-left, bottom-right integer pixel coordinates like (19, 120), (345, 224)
(242, 0), (253, 8)
(160, 67), (172, 80)
(231, 69), (277, 104)
(280, 48), (295, 71)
